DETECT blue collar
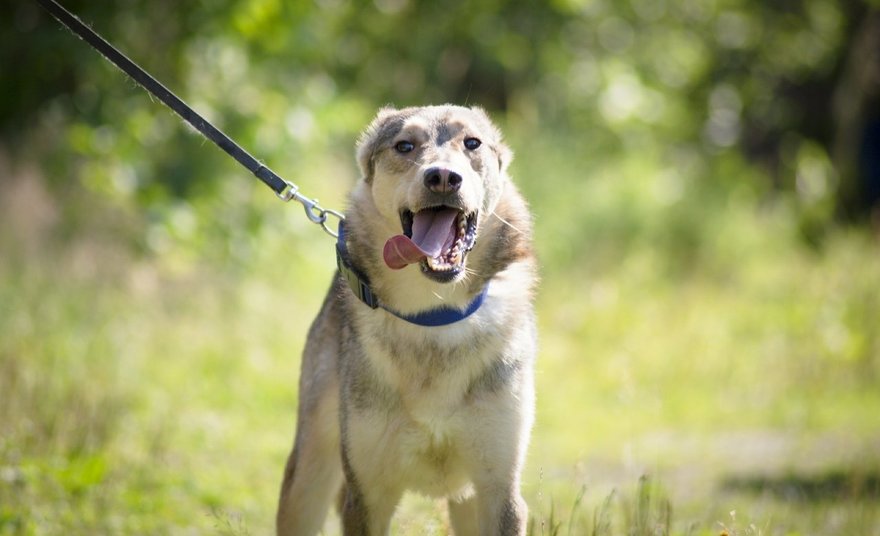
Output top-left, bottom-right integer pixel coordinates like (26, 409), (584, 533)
(335, 220), (488, 327)
(382, 285), (488, 327)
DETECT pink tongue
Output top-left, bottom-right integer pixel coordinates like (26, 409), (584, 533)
(383, 208), (458, 269)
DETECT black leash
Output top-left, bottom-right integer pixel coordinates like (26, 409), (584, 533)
(35, 0), (343, 236)
(34, 0), (488, 324)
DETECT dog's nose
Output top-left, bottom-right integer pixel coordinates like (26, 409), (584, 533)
(423, 167), (462, 194)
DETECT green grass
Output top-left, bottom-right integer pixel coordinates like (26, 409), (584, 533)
(2, 144), (879, 535)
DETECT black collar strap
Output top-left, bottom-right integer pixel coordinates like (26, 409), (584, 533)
(335, 221), (488, 327)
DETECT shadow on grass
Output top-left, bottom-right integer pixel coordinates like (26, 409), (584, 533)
(721, 469), (880, 502)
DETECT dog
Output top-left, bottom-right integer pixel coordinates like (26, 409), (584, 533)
(276, 105), (537, 535)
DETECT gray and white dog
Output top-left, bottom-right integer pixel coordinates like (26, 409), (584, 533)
(277, 105), (537, 536)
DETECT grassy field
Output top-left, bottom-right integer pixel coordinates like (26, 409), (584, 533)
(1, 136), (879, 535)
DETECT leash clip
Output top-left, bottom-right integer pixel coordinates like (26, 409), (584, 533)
(278, 180), (344, 238)
(301, 197), (325, 224)
(317, 208), (345, 238)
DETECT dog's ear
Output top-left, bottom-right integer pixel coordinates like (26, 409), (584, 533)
(356, 106), (400, 182)
(495, 142), (513, 175)
(469, 106), (513, 175)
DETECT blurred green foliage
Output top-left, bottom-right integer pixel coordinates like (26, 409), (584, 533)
(3, 0), (879, 258)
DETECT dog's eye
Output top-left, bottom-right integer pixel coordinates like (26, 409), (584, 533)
(464, 137), (482, 150)
(394, 141), (415, 153)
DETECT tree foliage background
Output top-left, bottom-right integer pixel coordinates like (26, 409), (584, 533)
(2, 0), (880, 534)
(4, 0), (879, 247)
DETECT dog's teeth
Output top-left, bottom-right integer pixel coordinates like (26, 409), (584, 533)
(423, 213), (472, 274)
(428, 256), (452, 271)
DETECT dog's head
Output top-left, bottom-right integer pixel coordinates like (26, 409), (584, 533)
(355, 105), (512, 284)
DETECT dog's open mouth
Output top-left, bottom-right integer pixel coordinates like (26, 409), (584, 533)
(383, 207), (478, 281)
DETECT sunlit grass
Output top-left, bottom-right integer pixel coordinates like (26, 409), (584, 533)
(2, 142), (879, 534)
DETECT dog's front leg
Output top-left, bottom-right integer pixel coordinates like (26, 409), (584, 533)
(339, 407), (404, 535)
(465, 367), (535, 536)
(340, 478), (401, 536)
(474, 485), (528, 536)
(449, 480), (527, 536)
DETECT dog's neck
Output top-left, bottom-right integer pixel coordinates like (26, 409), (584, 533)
(335, 220), (488, 327)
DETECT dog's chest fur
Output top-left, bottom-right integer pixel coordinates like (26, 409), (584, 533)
(338, 271), (534, 496)
(364, 310), (498, 418)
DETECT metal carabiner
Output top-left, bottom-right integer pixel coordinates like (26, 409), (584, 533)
(300, 198), (327, 225)
(275, 179), (344, 238)
(319, 208), (345, 238)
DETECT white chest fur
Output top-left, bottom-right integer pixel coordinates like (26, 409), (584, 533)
(349, 294), (514, 496)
